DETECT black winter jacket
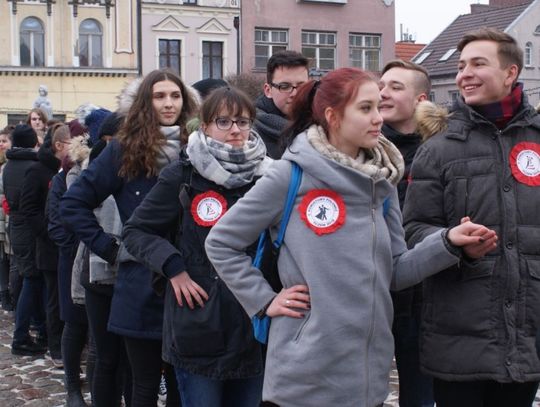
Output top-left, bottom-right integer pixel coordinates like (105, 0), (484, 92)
(383, 124), (423, 319)
(253, 95), (288, 159)
(403, 95), (540, 383)
(20, 144), (60, 271)
(3, 148), (39, 277)
(123, 155), (263, 379)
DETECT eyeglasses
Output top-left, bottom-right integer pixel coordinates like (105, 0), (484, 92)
(270, 82), (304, 93)
(214, 117), (252, 131)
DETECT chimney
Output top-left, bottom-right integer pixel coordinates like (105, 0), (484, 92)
(471, 4), (492, 13)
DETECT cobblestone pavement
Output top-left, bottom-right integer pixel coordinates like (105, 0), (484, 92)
(0, 307), (537, 406)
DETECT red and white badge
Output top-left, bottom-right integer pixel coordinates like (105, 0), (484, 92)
(509, 142), (540, 186)
(191, 191), (228, 227)
(298, 189), (346, 236)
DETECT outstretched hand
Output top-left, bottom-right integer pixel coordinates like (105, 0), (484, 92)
(170, 271), (209, 309)
(447, 217), (498, 259)
(266, 285), (310, 319)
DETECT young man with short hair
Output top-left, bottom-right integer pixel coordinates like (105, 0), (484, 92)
(379, 59), (434, 407)
(403, 28), (540, 406)
(254, 50), (309, 158)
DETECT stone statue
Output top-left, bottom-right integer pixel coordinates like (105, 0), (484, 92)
(33, 84), (53, 120)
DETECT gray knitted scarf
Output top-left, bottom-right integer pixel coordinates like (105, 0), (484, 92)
(186, 129), (273, 189)
(156, 126), (182, 170)
(306, 124), (404, 186)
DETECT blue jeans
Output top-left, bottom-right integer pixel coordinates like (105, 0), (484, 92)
(175, 367), (263, 407)
(13, 275), (46, 343)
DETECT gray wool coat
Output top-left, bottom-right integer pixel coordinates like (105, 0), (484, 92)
(205, 132), (460, 407)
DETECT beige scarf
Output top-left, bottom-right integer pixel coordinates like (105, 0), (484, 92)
(306, 124), (404, 186)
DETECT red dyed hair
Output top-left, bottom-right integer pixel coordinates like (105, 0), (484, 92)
(283, 67), (376, 152)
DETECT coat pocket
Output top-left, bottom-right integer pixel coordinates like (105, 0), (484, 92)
(525, 257), (540, 333)
(425, 260), (495, 334)
(293, 312), (311, 343)
(169, 276), (226, 357)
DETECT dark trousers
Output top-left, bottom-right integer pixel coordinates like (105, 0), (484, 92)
(0, 249), (9, 291)
(9, 257), (22, 307)
(124, 336), (180, 407)
(62, 321), (88, 392)
(41, 268), (63, 357)
(85, 288), (130, 407)
(433, 378), (539, 407)
(13, 274), (46, 343)
(393, 311), (434, 407)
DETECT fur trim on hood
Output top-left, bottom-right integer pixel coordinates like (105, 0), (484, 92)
(68, 135), (91, 164)
(116, 77), (142, 116)
(415, 100), (451, 141)
(116, 76), (201, 118)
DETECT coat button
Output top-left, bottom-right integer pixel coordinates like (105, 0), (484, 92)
(506, 242), (513, 250)
(503, 185), (510, 192)
(505, 359), (512, 366)
(505, 300), (512, 308)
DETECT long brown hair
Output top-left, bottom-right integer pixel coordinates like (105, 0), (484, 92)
(117, 69), (198, 179)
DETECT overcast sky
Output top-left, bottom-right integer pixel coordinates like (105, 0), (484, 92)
(395, 0), (490, 44)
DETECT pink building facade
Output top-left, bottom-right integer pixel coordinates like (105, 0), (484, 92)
(240, 0), (395, 76)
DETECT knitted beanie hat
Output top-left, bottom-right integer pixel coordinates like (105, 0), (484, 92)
(192, 78), (228, 100)
(97, 111), (123, 139)
(68, 119), (86, 138)
(85, 108), (112, 145)
(12, 124), (38, 148)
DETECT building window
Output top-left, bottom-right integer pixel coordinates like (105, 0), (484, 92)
(439, 48), (456, 62)
(349, 33), (381, 71)
(525, 42), (532, 66)
(202, 41), (223, 79)
(184, 0), (197, 4)
(428, 92), (435, 102)
(254, 28), (288, 69)
(159, 39), (181, 75)
(302, 31), (336, 71)
(20, 17), (45, 67)
(415, 51), (431, 64)
(535, 25), (540, 35)
(79, 19), (103, 67)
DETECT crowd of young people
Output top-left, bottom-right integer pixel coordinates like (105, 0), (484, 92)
(1, 26), (539, 407)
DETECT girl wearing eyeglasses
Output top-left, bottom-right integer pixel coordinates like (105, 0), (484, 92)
(123, 86), (272, 407)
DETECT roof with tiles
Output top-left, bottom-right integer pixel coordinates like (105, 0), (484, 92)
(415, 2), (530, 78)
(395, 41), (426, 61)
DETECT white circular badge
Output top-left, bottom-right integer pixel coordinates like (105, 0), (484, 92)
(299, 189), (346, 235)
(516, 149), (540, 177)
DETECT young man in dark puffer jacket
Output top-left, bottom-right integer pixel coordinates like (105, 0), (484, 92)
(404, 28), (540, 406)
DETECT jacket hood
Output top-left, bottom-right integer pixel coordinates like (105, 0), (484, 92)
(6, 147), (38, 161)
(414, 101), (451, 141)
(68, 135), (91, 164)
(37, 143), (60, 171)
(282, 132), (394, 201)
(116, 77), (142, 116)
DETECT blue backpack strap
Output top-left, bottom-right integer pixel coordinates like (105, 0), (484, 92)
(274, 162), (303, 248)
(252, 161), (303, 345)
(383, 197), (390, 218)
(253, 162), (303, 267)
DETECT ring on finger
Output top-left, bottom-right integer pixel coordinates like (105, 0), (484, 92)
(285, 299), (291, 306)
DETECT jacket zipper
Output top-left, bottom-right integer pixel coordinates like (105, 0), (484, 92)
(365, 183), (377, 404)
